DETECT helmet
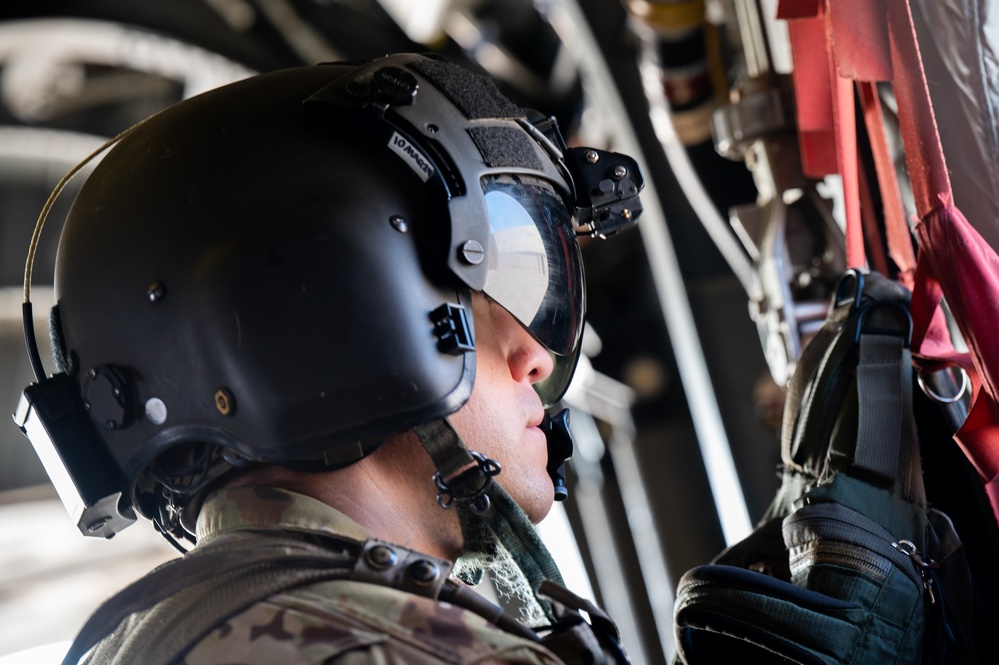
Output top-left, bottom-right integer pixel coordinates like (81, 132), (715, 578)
(17, 54), (643, 539)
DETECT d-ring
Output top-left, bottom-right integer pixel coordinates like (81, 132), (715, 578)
(917, 366), (970, 404)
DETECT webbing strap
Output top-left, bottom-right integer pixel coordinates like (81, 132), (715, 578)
(853, 333), (906, 481)
(412, 417), (564, 621)
(413, 418), (479, 482)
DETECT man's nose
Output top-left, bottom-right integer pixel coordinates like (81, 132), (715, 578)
(506, 320), (555, 386)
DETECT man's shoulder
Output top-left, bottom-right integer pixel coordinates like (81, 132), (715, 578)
(182, 579), (562, 665)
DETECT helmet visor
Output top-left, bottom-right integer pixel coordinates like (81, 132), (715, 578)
(480, 175), (584, 403)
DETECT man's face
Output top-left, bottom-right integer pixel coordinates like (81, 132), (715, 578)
(448, 293), (557, 524)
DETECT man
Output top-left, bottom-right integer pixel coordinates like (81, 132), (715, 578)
(14, 53), (643, 663)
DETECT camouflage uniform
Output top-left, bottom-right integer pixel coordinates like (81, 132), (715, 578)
(170, 486), (564, 664)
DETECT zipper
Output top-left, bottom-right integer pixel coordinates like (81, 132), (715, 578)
(789, 539), (892, 582)
(783, 502), (924, 591)
(891, 539), (939, 604)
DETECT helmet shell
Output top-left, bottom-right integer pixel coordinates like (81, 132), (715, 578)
(50, 56), (583, 521)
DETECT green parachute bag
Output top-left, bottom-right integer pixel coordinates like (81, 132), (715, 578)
(673, 270), (991, 664)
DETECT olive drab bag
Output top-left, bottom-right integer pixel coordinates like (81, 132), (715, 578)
(673, 270), (992, 664)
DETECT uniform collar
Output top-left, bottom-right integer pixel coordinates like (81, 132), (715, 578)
(195, 486), (372, 545)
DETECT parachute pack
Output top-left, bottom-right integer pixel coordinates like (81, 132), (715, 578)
(673, 270), (995, 664)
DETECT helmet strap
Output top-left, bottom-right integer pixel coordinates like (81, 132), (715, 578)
(412, 418), (564, 625)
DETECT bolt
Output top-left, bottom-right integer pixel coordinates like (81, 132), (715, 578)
(215, 388), (235, 416)
(585, 150), (600, 164)
(621, 208), (633, 220)
(390, 215), (409, 233)
(613, 164), (628, 180)
(460, 240), (485, 265)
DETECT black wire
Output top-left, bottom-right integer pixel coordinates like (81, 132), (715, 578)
(22, 302), (45, 383)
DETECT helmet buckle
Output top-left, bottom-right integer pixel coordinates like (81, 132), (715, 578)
(432, 451), (501, 514)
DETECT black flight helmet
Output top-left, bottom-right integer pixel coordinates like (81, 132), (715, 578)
(16, 54), (643, 539)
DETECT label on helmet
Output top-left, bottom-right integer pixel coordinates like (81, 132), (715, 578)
(388, 131), (435, 183)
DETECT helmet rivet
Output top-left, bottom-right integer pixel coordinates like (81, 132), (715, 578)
(145, 398), (168, 425)
(408, 559), (440, 585)
(460, 240), (485, 265)
(365, 544), (398, 570)
(215, 388), (235, 416)
(585, 150), (600, 164)
(425, 123), (439, 134)
(390, 215), (409, 233)
(147, 281), (166, 303)
(613, 164), (628, 179)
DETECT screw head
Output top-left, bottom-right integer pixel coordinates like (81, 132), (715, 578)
(585, 150), (600, 164)
(613, 164), (628, 179)
(390, 215), (409, 233)
(460, 240), (485, 265)
(145, 398), (168, 425)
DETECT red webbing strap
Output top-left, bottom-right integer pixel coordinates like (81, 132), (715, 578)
(787, 0), (999, 504)
(778, 0), (837, 177)
(884, 0), (951, 215)
(778, 0), (876, 268)
(884, 0), (999, 494)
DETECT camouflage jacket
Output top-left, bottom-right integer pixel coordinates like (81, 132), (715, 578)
(85, 486), (566, 665)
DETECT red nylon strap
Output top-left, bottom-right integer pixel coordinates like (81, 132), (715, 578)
(779, 0), (863, 266)
(781, 4), (837, 177)
(885, 0), (952, 214)
(885, 0), (999, 489)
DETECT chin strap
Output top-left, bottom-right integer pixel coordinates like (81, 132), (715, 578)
(412, 418), (564, 623)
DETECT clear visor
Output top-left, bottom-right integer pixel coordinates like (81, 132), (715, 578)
(480, 174), (584, 404)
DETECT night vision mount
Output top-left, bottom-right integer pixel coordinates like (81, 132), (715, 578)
(563, 146), (644, 239)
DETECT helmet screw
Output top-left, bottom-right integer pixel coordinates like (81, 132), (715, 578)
(585, 150), (600, 164)
(460, 240), (485, 265)
(390, 215), (409, 233)
(145, 398), (168, 426)
(613, 164), (629, 180)
(147, 281), (166, 303)
(215, 387), (235, 416)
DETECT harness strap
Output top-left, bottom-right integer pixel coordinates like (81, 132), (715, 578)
(413, 417), (564, 620)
